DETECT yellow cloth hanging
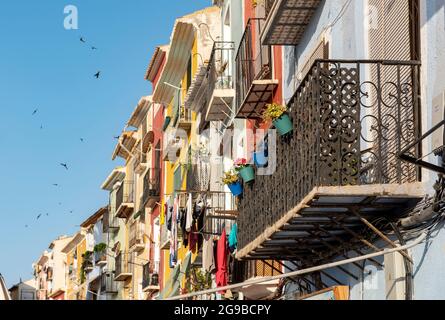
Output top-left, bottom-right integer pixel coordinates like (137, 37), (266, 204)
(160, 200), (165, 225)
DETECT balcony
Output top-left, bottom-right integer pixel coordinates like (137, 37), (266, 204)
(142, 263), (160, 292)
(114, 253), (132, 281)
(261, 0), (322, 46)
(115, 181), (135, 219)
(100, 272), (118, 295)
(235, 18), (278, 119)
(141, 168), (161, 209)
(202, 191), (238, 236)
(104, 205), (120, 233)
(142, 130), (154, 154)
(163, 131), (182, 162)
(95, 251), (107, 267)
(232, 260), (282, 300)
(129, 220), (145, 253)
(178, 106), (192, 131)
(160, 222), (170, 250)
(236, 60), (423, 262)
(204, 41), (236, 122)
(134, 143), (148, 175)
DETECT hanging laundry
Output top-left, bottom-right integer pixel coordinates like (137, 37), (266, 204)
(216, 229), (229, 293)
(166, 206), (173, 231)
(228, 223), (238, 253)
(160, 201), (167, 225)
(189, 222), (199, 254)
(185, 193), (193, 232)
(169, 196), (179, 267)
(202, 236), (215, 273)
(179, 208), (188, 246)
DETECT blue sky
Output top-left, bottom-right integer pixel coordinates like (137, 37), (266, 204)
(0, 0), (210, 287)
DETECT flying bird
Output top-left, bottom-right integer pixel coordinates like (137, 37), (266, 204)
(52, 184), (59, 187)
(60, 163), (69, 170)
(114, 136), (120, 140)
(80, 138), (84, 142)
(91, 46), (98, 50)
(80, 37), (86, 43)
(94, 71), (101, 79)
(37, 214), (42, 220)
(32, 109), (38, 115)
(46, 213), (49, 216)
(40, 125), (43, 129)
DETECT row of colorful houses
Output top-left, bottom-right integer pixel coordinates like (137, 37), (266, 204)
(27, 0), (445, 300)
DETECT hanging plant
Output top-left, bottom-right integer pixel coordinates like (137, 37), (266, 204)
(234, 158), (255, 183)
(94, 243), (107, 253)
(222, 170), (243, 197)
(263, 103), (293, 136)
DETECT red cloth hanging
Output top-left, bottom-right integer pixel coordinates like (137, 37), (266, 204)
(216, 229), (228, 293)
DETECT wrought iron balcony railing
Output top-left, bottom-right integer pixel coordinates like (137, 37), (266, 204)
(237, 59), (421, 253)
(103, 205), (119, 232)
(129, 220), (145, 252)
(142, 262), (160, 291)
(202, 191), (238, 236)
(141, 168), (161, 208)
(115, 181), (135, 219)
(203, 41), (236, 124)
(114, 253), (132, 281)
(100, 272), (118, 294)
(235, 18), (277, 119)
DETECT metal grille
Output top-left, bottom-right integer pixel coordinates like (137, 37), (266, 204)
(235, 18), (271, 114)
(238, 59), (421, 250)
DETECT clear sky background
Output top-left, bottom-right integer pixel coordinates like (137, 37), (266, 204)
(0, 0), (210, 287)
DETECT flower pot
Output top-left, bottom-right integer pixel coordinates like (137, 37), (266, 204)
(228, 182), (243, 197)
(253, 151), (268, 168)
(273, 114), (293, 136)
(239, 166), (255, 183)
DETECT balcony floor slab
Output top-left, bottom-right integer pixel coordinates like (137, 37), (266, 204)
(236, 183), (425, 260)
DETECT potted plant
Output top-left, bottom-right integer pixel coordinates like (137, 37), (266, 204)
(263, 103), (293, 136)
(222, 170), (243, 196)
(234, 158), (255, 183)
(253, 141), (268, 168)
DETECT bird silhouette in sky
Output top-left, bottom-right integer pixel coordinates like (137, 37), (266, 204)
(94, 71), (101, 79)
(80, 138), (84, 142)
(91, 46), (98, 50)
(36, 214), (42, 220)
(32, 109), (38, 115)
(46, 213), (49, 217)
(40, 125), (43, 129)
(70, 210), (74, 214)
(114, 136), (120, 140)
(80, 36), (86, 43)
(53, 184), (59, 187)
(60, 163), (69, 170)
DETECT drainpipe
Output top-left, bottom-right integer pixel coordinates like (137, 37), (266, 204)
(165, 232), (427, 300)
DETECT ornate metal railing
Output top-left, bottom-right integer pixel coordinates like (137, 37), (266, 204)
(141, 168), (161, 206)
(142, 262), (159, 289)
(238, 59), (421, 250)
(129, 220), (145, 249)
(116, 181), (134, 210)
(235, 18), (271, 114)
(100, 272), (118, 294)
(114, 253), (129, 277)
